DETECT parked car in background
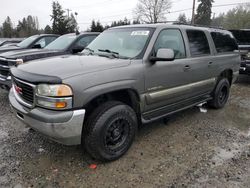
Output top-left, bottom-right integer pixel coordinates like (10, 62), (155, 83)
(9, 24), (240, 161)
(0, 38), (24, 47)
(230, 29), (250, 75)
(0, 34), (59, 54)
(0, 32), (99, 89)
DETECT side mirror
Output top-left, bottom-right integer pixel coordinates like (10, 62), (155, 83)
(72, 46), (84, 54)
(150, 48), (175, 63)
(32, 44), (42, 49)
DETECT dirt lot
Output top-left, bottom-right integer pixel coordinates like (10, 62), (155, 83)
(0, 75), (249, 188)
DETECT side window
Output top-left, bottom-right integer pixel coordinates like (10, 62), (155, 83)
(154, 29), (186, 59)
(44, 36), (57, 46)
(186, 30), (211, 56)
(74, 35), (97, 48)
(34, 38), (46, 48)
(211, 32), (238, 53)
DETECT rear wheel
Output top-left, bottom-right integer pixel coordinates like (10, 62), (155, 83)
(208, 78), (230, 109)
(83, 101), (138, 161)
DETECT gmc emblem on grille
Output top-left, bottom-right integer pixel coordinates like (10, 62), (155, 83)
(14, 85), (23, 95)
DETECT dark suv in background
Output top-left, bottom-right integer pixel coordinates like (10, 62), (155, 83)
(0, 34), (59, 54)
(0, 38), (24, 47)
(0, 32), (99, 89)
(230, 29), (250, 75)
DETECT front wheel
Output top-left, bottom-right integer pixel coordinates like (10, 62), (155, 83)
(208, 78), (230, 109)
(83, 101), (138, 161)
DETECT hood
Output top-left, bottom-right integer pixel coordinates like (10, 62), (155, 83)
(16, 55), (131, 81)
(0, 45), (22, 54)
(0, 49), (62, 62)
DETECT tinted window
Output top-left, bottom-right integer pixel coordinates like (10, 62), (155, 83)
(230, 30), (250, 45)
(154, 29), (186, 59)
(187, 30), (210, 56)
(74, 35), (97, 48)
(211, 32), (238, 53)
(34, 38), (46, 48)
(45, 35), (77, 50)
(17, 35), (39, 48)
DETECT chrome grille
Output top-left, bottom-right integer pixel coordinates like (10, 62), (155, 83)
(0, 58), (8, 66)
(13, 78), (35, 106)
(0, 58), (9, 78)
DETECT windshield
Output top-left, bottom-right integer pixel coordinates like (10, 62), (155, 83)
(45, 35), (76, 50)
(230, 30), (250, 45)
(17, 35), (39, 48)
(84, 28), (152, 59)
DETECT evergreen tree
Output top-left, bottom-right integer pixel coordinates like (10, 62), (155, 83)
(16, 16), (39, 37)
(50, 1), (68, 34)
(177, 13), (188, 24)
(44, 25), (53, 34)
(66, 13), (77, 33)
(195, 0), (214, 25)
(90, 20), (104, 32)
(2, 16), (13, 38)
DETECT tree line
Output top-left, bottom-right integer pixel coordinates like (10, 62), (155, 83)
(0, 0), (250, 38)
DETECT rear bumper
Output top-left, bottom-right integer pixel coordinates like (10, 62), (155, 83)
(9, 88), (85, 145)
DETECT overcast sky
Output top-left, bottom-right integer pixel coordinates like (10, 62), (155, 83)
(0, 0), (250, 31)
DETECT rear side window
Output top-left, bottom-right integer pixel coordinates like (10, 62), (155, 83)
(211, 32), (238, 53)
(187, 30), (211, 56)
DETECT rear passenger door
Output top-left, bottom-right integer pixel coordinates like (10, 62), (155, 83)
(184, 29), (217, 96)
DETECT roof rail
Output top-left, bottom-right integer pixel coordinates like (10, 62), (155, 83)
(145, 21), (225, 30)
(173, 22), (224, 30)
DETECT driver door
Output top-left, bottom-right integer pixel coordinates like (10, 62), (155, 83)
(144, 29), (195, 113)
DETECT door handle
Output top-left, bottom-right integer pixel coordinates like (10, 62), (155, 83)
(208, 62), (213, 67)
(183, 65), (191, 71)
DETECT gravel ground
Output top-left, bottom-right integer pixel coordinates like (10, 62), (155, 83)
(0, 75), (249, 188)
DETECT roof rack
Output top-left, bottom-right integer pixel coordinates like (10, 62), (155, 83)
(145, 21), (225, 30)
(172, 22), (224, 30)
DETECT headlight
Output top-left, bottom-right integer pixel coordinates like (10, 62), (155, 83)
(37, 84), (72, 97)
(36, 84), (73, 110)
(15, 59), (23, 65)
(247, 52), (250, 58)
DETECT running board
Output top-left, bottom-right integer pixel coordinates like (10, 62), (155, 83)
(141, 96), (212, 124)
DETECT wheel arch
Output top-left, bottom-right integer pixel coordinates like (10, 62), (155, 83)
(219, 69), (233, 85)
(83, 88), (142, 125)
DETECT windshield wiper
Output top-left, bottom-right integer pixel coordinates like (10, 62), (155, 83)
(85, 47), (94, 53)
(98, 49), (120, 58)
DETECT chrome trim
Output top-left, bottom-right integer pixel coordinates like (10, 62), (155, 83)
(146, 78), (216, 105)
(0, 64), (9, 69)
(0, 76), (6, 81)
(0, 57), (18, 63)
(12, 78), (36, 108)
(14, 77), (36, 88)
(13, 85), (33, 108)
(240, 67), (246, 71)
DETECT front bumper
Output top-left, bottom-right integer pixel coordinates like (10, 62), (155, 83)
(9, 88), (85, 145)
(0, 75), (12, 89)
(239, 60), (250, 75)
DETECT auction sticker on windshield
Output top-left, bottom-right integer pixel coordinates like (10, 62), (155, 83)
(131, 31), (150, 36)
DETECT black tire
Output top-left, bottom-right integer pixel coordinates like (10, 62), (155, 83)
(83, 101), (138, 161)
(208, 78), (230, 109)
